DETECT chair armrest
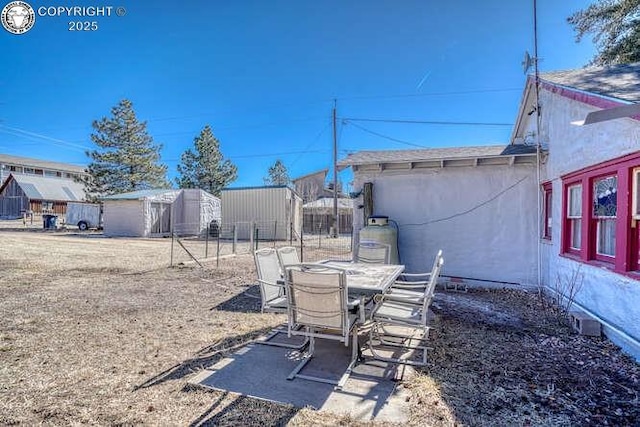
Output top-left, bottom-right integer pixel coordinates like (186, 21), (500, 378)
(399, 272), (431, 279)
(392, 280), (428, 289)
(371, 293), (424, 315)
(257, 279), (285, 288)
(384, 294), (424, 306)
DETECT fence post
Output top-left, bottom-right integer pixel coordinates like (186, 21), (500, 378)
(250, 222), (255, 252)
(170, 232), (174, 267)
(300, 222), (304, 262)
(232, 224), (237, 255)
(205, 222), (209, 258)
(273, 220), (277, 248)
(216, 230), (221, 268)
(255, 226), (259, 251)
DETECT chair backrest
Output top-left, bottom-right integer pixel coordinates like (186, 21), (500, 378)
(421, 253), (444, 313)
(276, 246), (300, 272)
(285, 264), (348, 333)
(355, 241), (390, 264)
(254, 248), (283, 304)
(430, 249), (443, 274)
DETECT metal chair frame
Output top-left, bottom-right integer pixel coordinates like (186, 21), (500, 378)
(285, 263), (363, 390)
(385, 250), (443, 305)
(254, 248), (307, 349)
(368, 255), (444, 366)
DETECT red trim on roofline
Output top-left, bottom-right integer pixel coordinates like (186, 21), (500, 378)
(538, 80), (640, 121)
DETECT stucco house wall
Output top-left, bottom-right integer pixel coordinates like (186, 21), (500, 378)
(349, 159), (538, 286)
(531, 84), (640, 359)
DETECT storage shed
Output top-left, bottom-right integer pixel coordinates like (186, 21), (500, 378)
(0, 173), (86, 218)
(221, 185), (302, 240)
(102, 188), (221, 237)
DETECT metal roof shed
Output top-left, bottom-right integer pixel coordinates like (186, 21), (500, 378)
(221, 185), (302, 240)
(0, 173), (86, 218)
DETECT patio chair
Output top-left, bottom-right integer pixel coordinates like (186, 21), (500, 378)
(254, 248), (307, 349)
(285, 263), (363, 390)
(385, 250), (443, 305)
(367, 255), (444, 366)
(276, 246), (300, 272)
(355, 241), (390, 264)
(255, 248), (287, 313)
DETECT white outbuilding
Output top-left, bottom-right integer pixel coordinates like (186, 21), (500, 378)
(102, 188), (221, 237)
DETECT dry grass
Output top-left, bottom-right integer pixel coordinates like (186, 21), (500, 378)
(1, 227), (639, 426)
(0, 230), (381, 426)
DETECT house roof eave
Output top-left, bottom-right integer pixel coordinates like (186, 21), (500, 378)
(346, 152), (538, 171)
(510, 76), (536, 143)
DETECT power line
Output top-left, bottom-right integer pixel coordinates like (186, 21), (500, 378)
(337, 87), (521, 101)
(401, 176), (529, 226)
(0, 125), (90, 152)
(342, 117), (513, 126)
(162, 149), (329, 163)
(289, 120), (333, 167)
(345, 121), (430, 148)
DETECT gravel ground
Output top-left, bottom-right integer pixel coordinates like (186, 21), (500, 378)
(0, 227), (638, 426)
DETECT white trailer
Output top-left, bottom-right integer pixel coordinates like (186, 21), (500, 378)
(65, 201), (102, 230)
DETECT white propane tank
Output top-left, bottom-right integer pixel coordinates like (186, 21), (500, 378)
(359, 215), (399, 264)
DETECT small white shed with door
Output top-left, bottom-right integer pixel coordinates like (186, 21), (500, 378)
(102, 188), (221, 237)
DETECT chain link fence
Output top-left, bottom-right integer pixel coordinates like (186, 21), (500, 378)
(170, 219), (354, 266)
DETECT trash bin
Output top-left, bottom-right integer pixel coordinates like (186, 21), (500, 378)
(43, 214), (58, 230)
(209, 220), (219, 237)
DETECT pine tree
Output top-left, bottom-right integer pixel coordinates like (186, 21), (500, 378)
(83, 99), (168, 199)
(264, 159), (290, 186)
(568, 0), (640, 65)
(175, 125), (237, 196)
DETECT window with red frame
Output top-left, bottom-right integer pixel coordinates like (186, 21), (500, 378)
(562, 151), (640, 274)
(542, 182), (553, 240)
(566, 183), (582, 251)
(593, 175), (617, 257)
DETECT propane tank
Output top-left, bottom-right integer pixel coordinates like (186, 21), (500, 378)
(359, 215), (399, 264)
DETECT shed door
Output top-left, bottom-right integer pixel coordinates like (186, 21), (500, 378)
(150, 202), (171, 235)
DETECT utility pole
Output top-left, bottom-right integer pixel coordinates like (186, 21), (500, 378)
(332, 99), (338, 238)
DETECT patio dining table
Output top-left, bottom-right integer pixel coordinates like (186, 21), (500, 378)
(317, 260), (405, 298)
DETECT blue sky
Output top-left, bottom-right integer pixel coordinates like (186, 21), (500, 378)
(1, 0), (595, 189)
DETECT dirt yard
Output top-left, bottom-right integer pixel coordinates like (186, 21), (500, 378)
(1, 228), (639, 426)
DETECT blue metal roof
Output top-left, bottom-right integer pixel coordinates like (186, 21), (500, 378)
(5, 174), (85, 201)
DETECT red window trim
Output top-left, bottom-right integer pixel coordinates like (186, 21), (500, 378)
(562, 180), (582, 256)
(542, 181), (552, 240)
(561, 151), (640, 273)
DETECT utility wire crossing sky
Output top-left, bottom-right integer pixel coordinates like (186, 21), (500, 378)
(0, 0), (595, 188)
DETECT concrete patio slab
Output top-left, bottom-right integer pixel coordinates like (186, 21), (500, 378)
(189, 333), (412, 422)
